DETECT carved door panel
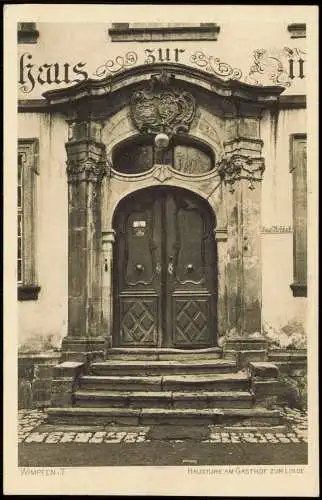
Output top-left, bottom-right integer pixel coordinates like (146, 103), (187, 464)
(164, 191), (217, 347)
(113, 188), (217, 348)
(113, 192), (163, 347)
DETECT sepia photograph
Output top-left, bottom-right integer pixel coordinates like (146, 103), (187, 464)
(4, 4), (319, 496)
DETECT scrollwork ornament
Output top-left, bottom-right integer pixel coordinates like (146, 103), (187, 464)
(93, 52), (138, 78)
(190, 51), (242, 80)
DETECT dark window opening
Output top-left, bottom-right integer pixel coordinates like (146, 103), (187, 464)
(112, 135), (215, 175)
(18, 22), (39, 44)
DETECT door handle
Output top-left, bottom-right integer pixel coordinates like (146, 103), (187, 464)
(155, 261), (162, 275)
(168, 256), (174, 275)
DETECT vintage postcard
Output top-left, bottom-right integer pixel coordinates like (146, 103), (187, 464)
(4, 4), (319, 496)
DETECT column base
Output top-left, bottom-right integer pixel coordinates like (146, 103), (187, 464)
(60, 337), (107, 364)
(223, 336), (268, 369)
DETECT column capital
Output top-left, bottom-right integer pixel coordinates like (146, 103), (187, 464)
(102, 230), (116, 245)
(66, 141), (110, 183)
(218, 154), (265, 192)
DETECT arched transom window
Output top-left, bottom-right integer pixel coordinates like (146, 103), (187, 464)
(112, 135), (215, 175)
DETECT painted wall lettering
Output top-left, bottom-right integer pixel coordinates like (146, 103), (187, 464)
(18, 47), (306, 94)
(19, 53), (88, 94)
(144, 48), (186, 64)
(288, 57), (305, 79)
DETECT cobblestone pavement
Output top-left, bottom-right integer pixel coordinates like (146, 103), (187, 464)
(18, 408), (308, 445)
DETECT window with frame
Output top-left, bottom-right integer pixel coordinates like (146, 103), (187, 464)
(290, 134), (307, 297)
(18, 22), (39, 44)
(18, 139), (41, 300)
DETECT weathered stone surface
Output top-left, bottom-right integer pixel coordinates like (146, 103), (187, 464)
(224, 338), (267, 351)
(162, 373), (250, 392)
(147, 425), (209, 441)
(251, 379), (282, 395)
(46, 407), (141, 426)
(50, 377), (75, 407)
(80, 375), (163, 392)
(53, 361), (85, 378)
(24, 432), (48, 443)
(248, 361), (279, 378)
(45, 432), (64, 443)
(139, 408), (218, 426)
(61, 350), (105, 364)
(90, 359), (236, 377)
(235, 350), (267, 369)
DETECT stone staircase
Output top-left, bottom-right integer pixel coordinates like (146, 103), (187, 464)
(47, 347), (285, 428)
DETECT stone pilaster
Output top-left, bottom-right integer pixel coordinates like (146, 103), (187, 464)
(101, 230), (115, 348)
(61, 120), (109, 363)
(214, 228), (228, 338)
(219, 137), (265, 336)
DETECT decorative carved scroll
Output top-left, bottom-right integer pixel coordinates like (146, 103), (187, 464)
(130, 75), (195, 136)
(190, 51), (242, 80)
(218, 155), (265, 192)
(93, 51), (138, 78)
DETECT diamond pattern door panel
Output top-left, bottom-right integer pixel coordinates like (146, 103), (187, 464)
(120, 296), (158, 346)
(173, 295), (212, 347)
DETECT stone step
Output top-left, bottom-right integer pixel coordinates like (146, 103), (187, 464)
(80, 372), (250, 392)
(106, 347), (223, 361)
(268, 350), (307, 362)
(162, 372), (250, 392)
(90, 359), (236, 376)
(224, 339), (268, 351)
(46, 406), (283, 426)
(74, 390), (253, 409)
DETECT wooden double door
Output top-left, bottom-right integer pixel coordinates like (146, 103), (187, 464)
(113, 187), (217, 348)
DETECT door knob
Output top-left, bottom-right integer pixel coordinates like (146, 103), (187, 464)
(186, 264), (194, 273)
(135, 263), (144, 272)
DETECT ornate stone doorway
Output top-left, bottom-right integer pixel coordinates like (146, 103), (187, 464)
(112, 186), (217, 348)
(43, 62), (284, 362)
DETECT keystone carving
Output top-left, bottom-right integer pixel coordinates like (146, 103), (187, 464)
(153, 165), (172, 183)
(218, 155), (265, 192)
